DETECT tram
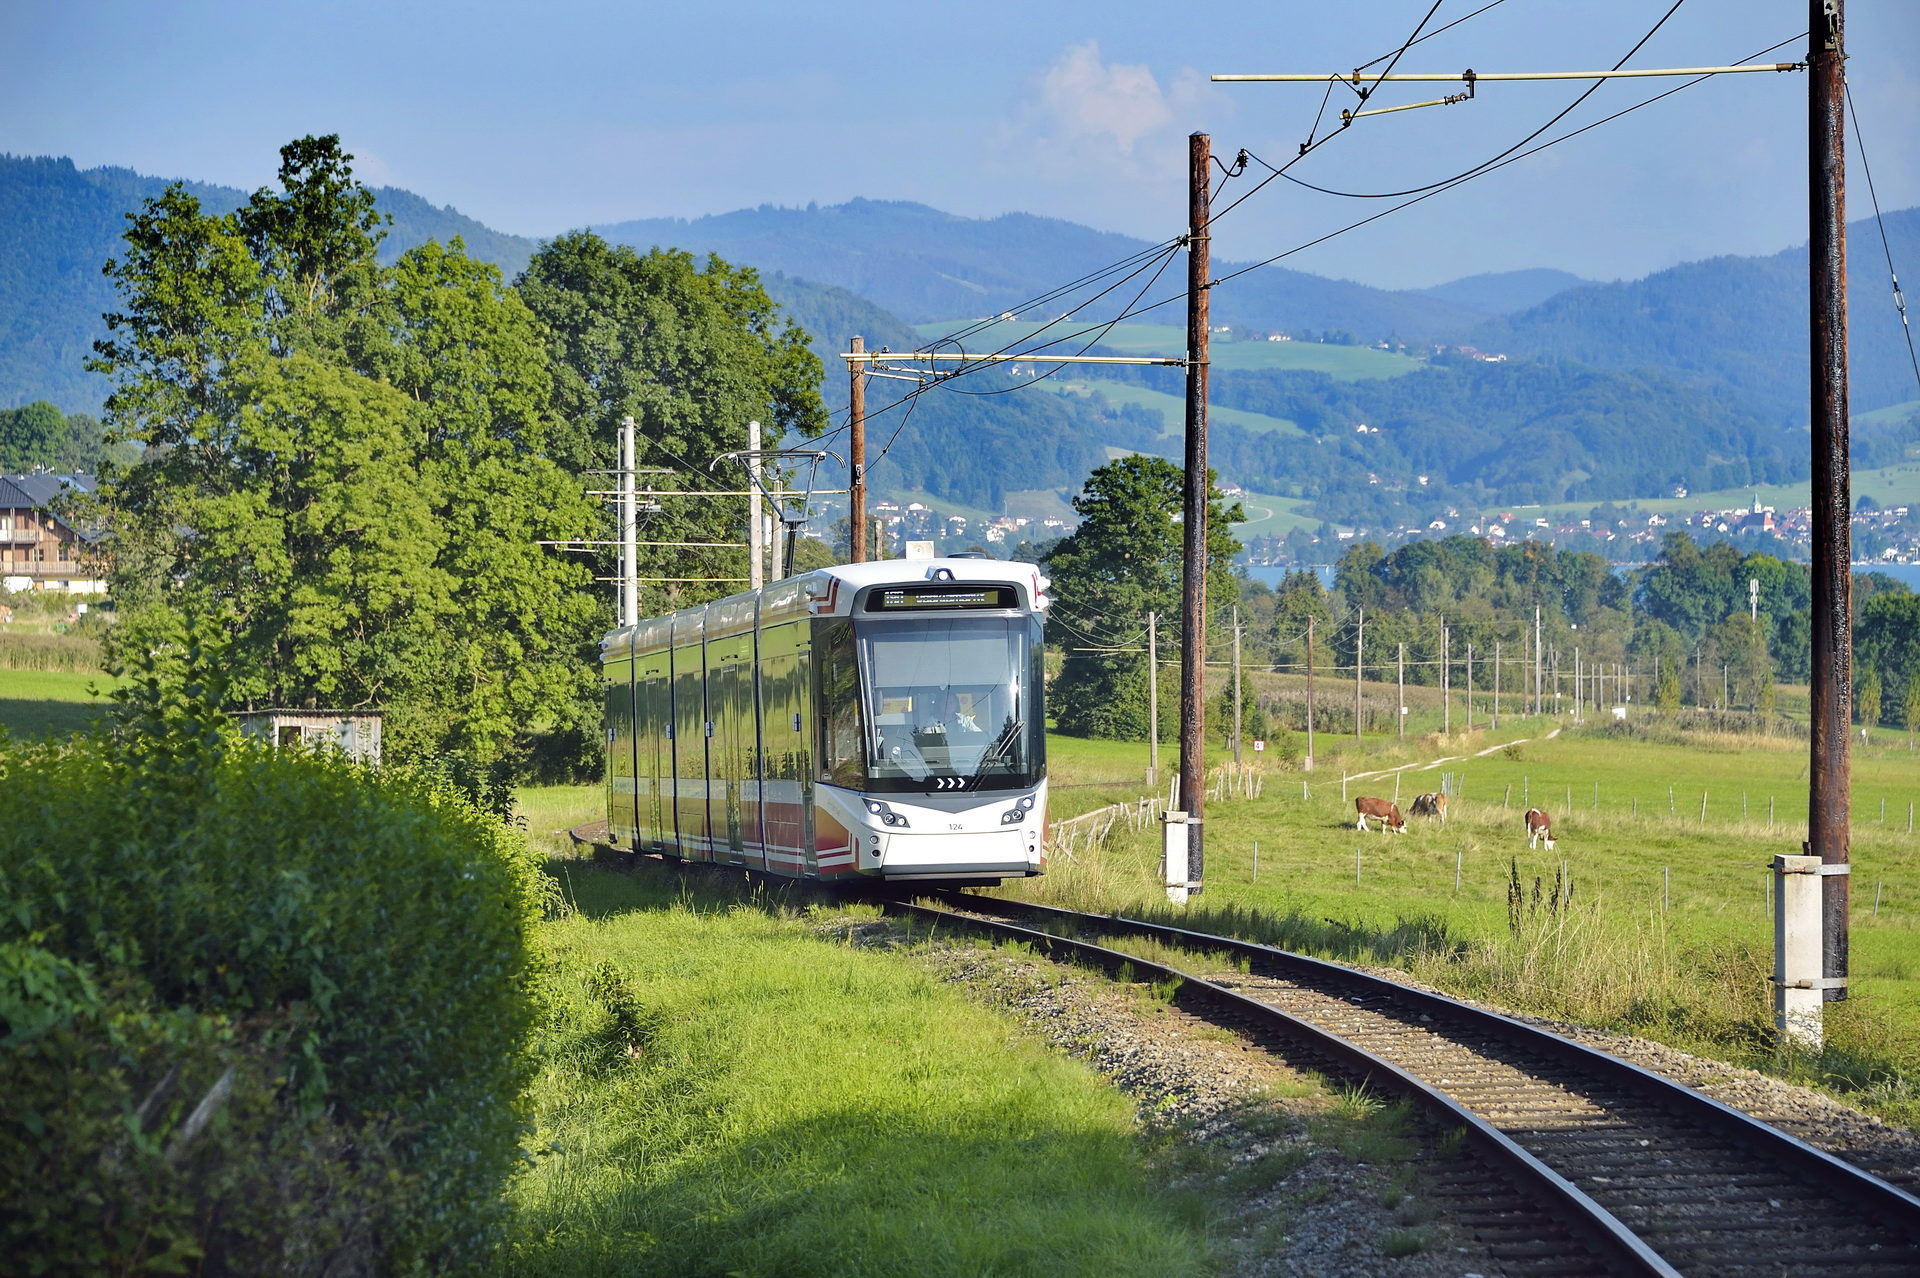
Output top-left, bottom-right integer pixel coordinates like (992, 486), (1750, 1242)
(601, 556), (1049, 883)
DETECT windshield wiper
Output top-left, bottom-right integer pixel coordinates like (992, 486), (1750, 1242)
(968, 717), (1024, 789)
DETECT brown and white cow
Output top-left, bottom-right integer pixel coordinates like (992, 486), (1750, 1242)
(1355, 796), (1407, 834)
(1410, 792), (1449, 823)
(1524, 808), (1555, 850)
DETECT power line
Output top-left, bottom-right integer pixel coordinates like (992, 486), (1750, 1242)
(1844, 82), (1920, 396)
(1211, 31), (1807, 291)
(1256, 0), (1695, 202)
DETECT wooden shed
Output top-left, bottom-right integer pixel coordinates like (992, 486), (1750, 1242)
(237, 709), (383, 765)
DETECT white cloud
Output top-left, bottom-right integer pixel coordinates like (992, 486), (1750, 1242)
(1034, 41), (1171, 156)
(989, 41), (1228, 233)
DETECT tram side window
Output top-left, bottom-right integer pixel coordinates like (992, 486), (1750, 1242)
(816, 619), (864, 787)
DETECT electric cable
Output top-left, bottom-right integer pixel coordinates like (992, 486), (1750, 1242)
(1211, 31), (1807, 290)
(1260, 0), (1693, 201)
(1844, 82), (1920, 396)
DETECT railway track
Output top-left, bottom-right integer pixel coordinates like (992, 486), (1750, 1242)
(895, 890), (1920, 1277)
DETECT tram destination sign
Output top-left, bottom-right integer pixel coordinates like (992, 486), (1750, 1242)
(866, 585), (1015, 612)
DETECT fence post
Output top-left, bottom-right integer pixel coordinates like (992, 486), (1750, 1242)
(1664, 865), (1671, 911)
(1455, 847), (1462, 893)
(1252, 840), (1259, 882)
(1699, 792), (1708, 825)
(1355, 847), (1362, 888)
(1874, 880), (1883, 918)
(1504, 783), (1512, 810)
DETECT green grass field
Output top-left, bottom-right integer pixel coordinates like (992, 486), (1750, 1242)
(0, 667), (121, 737)
(913, 321), (1423, 380)
(1051, 378), (1305, 438)
(502, 846), (1214, 1276)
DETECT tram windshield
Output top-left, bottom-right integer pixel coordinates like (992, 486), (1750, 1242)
(817, 613), (1045, 794)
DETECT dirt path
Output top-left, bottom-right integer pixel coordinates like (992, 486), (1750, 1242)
(1340, 725), (1563, 786)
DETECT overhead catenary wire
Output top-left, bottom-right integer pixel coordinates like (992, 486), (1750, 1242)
(822, 3), (1489, 460)
(1844, 82), (1920, 396)
(817, 15), (1793, 489)
(1240, 0), (1701, 202)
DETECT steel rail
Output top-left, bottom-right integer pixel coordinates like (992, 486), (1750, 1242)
(954, 893), (1920, 1235)
(891, 896), (1675, 1276)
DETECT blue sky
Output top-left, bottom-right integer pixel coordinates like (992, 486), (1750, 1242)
(5, 1), (1915, 288)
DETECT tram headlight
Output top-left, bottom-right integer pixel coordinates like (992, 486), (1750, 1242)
(864, 798), (910, 828)
(1000, 794), (1037, 825)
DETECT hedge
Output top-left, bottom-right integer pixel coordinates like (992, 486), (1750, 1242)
(0, 706), (549, 1272)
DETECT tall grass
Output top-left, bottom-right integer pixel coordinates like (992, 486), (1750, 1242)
(0, 631), (103, 672)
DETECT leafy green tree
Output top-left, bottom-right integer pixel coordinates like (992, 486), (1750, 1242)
(1655, 657), (1683, 712)
(516, 231), (826, 614)
(1904, 672), (1920, 737)
(1858, 667), (1884, 729)
(1857, 590), (1920, 736)
(1701, 615), (1771, 712)
(88, 135), (594, 775)
(0, 401), (66, 471)
(1044, 456), (1242, 739)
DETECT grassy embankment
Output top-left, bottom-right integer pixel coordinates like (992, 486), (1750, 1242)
(506, 783), (1221, 1277)
(1008, 716), (1920, 1126)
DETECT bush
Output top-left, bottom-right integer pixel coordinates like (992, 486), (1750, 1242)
(0, 670), (547, 1271)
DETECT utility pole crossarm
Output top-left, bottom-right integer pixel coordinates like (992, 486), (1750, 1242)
(1212, 64), (1801, 83)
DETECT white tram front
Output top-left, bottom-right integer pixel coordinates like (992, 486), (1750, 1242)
(601, 557), (1049, 884)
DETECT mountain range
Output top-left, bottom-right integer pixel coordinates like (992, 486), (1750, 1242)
(3, 151), (1916, 523)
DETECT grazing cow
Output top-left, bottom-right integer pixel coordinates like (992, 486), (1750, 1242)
(1410, 792), (1449, 824)
(1524, 808), (1555, 850)
(1354, 796), (1407, 834)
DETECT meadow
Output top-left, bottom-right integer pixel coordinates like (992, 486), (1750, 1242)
(0, 665), (120, 737)
(504, 786), (1224, 1277)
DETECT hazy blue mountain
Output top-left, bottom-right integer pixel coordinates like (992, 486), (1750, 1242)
(1473, 207), (1920, 423)
(8, 150), (1916, 523)
(595, 198), (1489, 337)
(1418, 268), (1590, 315)
(758, 270), (1165, 508)
(0, 155), (540, 412)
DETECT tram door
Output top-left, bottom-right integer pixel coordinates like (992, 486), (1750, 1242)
(670, 615), (711, 859)
(633, 625), (670, 851)
(757, 621), (811, 873)
(707, 628), (752, 866)
(604, 653), (635, 845)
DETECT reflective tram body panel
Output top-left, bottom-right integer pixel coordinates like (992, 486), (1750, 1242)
(602, 558), (1049, 883)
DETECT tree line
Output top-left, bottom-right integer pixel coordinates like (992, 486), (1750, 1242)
(1049, 492), (1920, 740)
(86, 134), (824, 784)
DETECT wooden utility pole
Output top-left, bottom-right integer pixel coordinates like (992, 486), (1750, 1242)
(1178, 131), (1212, 890)
(1442, 622), (1451, 734)
(847, 336), (867, 562)
(1808, 0), (1852, 1008)
(1305, 616), (1317, 769)
(1493, 639), (1501, 729)
(1148, 612), (1161, 786)
(1353, 606), (1364, 742)
(1397, 642), (1405, 739)
(1232, 606), (1243, 765)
